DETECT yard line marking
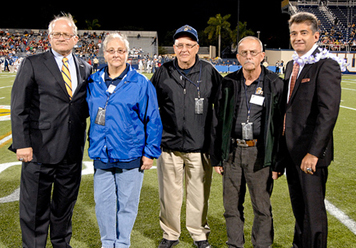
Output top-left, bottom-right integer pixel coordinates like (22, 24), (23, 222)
(340, 105), (356, 111)
(0, 85), (12, 89)
(0, 188), (19, 203)
(342, 87), (356, 91)
(325, 199), (356, 235)
(342, 79), (356, 83)
(0, 132), (12, 148)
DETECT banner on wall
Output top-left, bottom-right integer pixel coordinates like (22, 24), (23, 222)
(335, 52), (356, 74)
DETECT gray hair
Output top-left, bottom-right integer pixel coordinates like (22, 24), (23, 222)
(289, 12), (319, 34)
(48, 13), (77, 36)
(103, 33), (130, 53)
(238, 36), (263, 52)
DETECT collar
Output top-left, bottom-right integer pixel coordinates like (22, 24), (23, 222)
(52, 49), (73, 62)
(174, 55), (200, 74)
(104, 64), (129, 81)
(292, 44), (348, 71)
(293, 44), (318, 66)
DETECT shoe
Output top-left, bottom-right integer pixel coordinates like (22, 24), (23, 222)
(158, 238), (179, 248)
(194, 240), (211, 248)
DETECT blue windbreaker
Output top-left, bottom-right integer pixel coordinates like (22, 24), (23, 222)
(87, 65), (162, 166)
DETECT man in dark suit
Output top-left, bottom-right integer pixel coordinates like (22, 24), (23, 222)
(272, 12), (341, 248)
(10, 13), (92, 248)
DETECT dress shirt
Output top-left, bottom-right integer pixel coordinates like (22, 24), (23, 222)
(52, 49), (78, 94)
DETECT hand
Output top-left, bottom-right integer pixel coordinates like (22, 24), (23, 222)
(272, 171), (283, 180)
(141, 156), (153, 170)
(300, 153), (318, 175)
(16, 147), (33, 162)
(214, 166), (224, 175)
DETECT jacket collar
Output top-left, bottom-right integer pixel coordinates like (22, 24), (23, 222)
(172, 55), (200, 75)
(92, 64), (136, 85)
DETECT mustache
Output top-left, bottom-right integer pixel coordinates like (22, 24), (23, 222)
(244, 61), (255, 65)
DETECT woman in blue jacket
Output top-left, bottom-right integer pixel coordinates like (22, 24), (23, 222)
(87, 33), (162, 248)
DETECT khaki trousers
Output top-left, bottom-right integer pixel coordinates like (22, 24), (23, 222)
(157, 150), (212, 241)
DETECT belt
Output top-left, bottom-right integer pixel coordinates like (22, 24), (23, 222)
(235, 139), (258, 147)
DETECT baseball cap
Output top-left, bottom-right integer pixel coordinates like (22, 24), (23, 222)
(173, 25), (199, 43)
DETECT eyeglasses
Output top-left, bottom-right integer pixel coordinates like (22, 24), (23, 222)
(174, 43), (198, 50)
(238, 50), (262, 57)
(50, 32), (75, 40)
(105, 49), (127, 55)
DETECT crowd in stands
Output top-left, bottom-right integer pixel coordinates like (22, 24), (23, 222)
(319, 23), (356, 51)
(0, 29), (108, 57)
(0, 29), (153, 71)
(3, 20), (356, 72)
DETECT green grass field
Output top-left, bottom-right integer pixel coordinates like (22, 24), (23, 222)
(0, 72), (355, 247)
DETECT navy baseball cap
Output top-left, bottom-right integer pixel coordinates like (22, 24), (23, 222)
(173, 25), (199, 43)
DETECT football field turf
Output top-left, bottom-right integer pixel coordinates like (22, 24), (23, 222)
(0, 72), (355, 247)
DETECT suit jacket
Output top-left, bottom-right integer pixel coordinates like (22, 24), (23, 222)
(277, 47), (341, 170)
(10, 51), (92, 164)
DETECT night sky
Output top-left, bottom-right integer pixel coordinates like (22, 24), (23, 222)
(2, 1), (291, 49)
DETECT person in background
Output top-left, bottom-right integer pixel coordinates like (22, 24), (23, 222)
(273, 12), (342, 248)
(87, 32), (162, 248)
(93, 56), (99, 72)
(151, 25), (222, 248)
(10, 13), (92, 248)
(211, 36), (284, 248)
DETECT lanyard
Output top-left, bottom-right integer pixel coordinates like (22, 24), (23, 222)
(243, 77), (262, 123)
(174, 62), (203, 98)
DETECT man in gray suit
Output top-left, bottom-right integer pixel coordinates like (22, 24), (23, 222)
(10, 13), (92, 248)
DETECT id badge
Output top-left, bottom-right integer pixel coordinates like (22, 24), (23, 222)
(95, 107), (106, 126)
(195, 98), (204, 115)
(241, 122), (253, 140)
(107, 84), (116, 94)
(250, 94), (265, 106)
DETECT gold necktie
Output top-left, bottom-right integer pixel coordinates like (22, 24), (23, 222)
(61, 57), (72, 99)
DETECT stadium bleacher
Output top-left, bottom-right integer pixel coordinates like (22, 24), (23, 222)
(0, 29), (159, 70)
(287, 0), (356, 51)
(2, 1), (356, 73)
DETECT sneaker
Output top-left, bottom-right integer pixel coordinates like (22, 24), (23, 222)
(194, 240), (211, 248)
(158, 238), (179, 248)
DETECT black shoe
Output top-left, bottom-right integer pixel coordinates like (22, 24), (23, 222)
(194, 240), (211, 248)
(158, 238), (179, 248)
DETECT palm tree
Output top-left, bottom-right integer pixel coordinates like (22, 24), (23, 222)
(204, 14), (232, 58)
(85, 19), (101, 30)
(230, 21), (255, 52)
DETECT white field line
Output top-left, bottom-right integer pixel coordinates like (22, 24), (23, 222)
(342, 87), (356, 91)
(340, 105), (356, 111)
(0, 134), (12, 146)
(0, 85), (12, 89)
(325, 200), (356, 235)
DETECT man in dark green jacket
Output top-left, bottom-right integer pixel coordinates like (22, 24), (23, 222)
(211, 36), (284, 248)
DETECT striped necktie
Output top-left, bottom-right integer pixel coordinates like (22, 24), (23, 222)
(61, 57), (72, 99)
(288, 62), (300, 102)
(283, 61), (301, 135)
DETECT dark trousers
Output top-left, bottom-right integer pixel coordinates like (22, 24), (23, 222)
(20, 160), (82, 248)
(223, 146), (274, 248)
(285, 152), (328, 248)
